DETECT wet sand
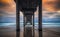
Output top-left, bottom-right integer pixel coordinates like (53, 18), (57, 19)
(0, 26), (60, 37)
(43, 27), (60, 37)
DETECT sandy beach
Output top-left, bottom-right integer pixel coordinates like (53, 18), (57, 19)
(0, 26), (60, 37)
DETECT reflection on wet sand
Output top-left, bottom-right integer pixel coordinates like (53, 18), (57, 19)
(0, 26), (60, 37)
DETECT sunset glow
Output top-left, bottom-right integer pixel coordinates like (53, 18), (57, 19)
(0, 0), (60, 17)
(0, 0), (60, 11)
(1, 0), (12, 3)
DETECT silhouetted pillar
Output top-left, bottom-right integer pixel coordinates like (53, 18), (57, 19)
(16, 0), (20, 37)
(38, 0), (42, 37)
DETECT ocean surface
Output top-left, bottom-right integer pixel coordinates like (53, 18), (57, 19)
(0, 23), (60, 28)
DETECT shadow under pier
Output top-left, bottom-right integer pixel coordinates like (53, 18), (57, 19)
(24, 26), (33, 37)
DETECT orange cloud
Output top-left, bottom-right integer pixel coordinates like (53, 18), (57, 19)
(42, 0), (60, 11)
(1, 0), (60, 16)
(1, 0), (12, 3)
(0, 0), (16, 12)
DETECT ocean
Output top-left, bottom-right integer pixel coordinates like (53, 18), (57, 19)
(0, 23), (60, 28)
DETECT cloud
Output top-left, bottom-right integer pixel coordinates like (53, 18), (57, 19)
(0, 0), (16, 17)
(0, 3), (7, 7)
(0, 1), (10, 8)
(0, 0), (16, 12)
(42, 11), (60, 19)
(1, 0), (60, 18)
(55, 0), (60, 10)
(43, 0), (60, 11)
(0, 10), (8, 16)
(0, 10), (16, 17)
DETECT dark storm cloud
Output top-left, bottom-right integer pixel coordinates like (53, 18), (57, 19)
(0, 10), (12, 17)
(46, 12), (55, 15)
(0, 2), (9, 8)
(55, 0), (60, 10)
(0, 3), (5, 7)
(0, 11), (7, 14)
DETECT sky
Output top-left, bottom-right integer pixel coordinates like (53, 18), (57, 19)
(0, 0), (60, 23)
